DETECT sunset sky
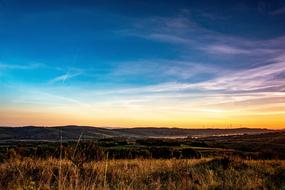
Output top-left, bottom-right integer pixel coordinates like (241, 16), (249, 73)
(0, 0), (285, 128)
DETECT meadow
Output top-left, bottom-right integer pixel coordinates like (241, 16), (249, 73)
(1, 131), (285, 189)
(1, 157), (285, 190)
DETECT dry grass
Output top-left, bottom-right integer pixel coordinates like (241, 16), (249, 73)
(0, 157), (284, 190)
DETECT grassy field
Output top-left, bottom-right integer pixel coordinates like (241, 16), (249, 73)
(1, 157), (285, 190)
(1, 132), (285, 189)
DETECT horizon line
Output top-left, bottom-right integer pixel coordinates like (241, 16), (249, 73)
(0, 125), (283, 130)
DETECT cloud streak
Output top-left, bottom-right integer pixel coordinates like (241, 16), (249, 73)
(124, 13), (285, 63)
(201, 44), (249, 55)
(271, 6), (285, 15)
(0, 63), (44, 70)
(49, 70), (82, 84)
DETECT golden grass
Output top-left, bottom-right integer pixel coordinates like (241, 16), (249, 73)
(0, 157), (284, 190)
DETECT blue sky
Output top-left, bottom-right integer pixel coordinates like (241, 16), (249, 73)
(1, 0), (285, 128)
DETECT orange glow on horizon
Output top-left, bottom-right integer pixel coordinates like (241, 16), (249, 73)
(0, 108), (284, 129)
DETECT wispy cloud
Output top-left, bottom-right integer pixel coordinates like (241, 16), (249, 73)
(49, 70), (82, 84)
(126, 57), (285, 94)
(89, 52), (285, 118)
(201, 44), (249, 55)
(146, 33), (191, 44)
(0, 63), (44, 70)
(110, 59), (225, 82)
(271, 6), (285, 15)
(122, 13), (285, 61)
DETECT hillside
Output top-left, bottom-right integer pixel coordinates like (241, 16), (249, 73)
(114, 127), (274, 137)
(0, 125), (275, 142)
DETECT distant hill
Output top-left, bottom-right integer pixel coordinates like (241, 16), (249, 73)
(0, 125), (277, 142)
(0, 125), (125, 141)
(114, 127), (274, 138)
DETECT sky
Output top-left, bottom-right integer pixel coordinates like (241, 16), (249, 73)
(0, 0), (285, 128)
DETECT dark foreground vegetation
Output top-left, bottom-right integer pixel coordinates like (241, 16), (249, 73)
(0, 131), (284, 189)
(1, 131), (285, 161)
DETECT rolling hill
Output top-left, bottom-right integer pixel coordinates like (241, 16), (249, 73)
(0, 125), (277, 142)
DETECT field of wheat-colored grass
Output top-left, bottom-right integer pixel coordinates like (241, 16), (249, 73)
(0, 157), (285, 190)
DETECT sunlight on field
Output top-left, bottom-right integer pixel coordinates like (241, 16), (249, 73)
(1, 158), (284, 190)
